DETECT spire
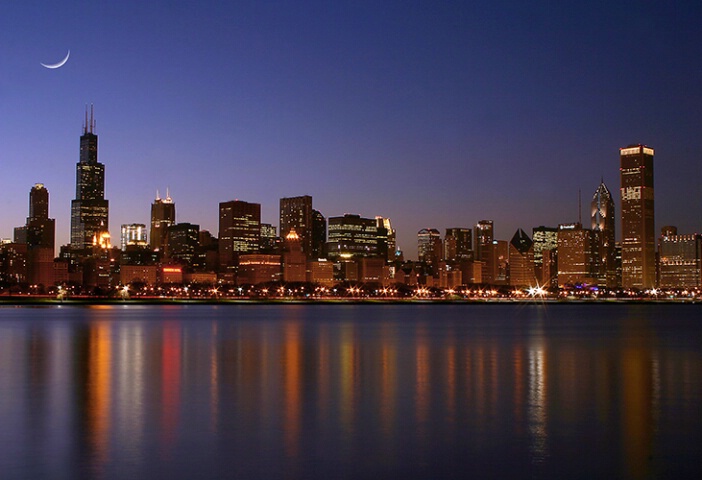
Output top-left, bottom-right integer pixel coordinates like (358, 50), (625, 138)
(166, 186), (172, 202)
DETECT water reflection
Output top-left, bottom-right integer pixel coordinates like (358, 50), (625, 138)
(0, 305), (700, 479)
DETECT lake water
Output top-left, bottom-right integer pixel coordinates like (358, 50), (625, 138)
(0, 304), (700, 479)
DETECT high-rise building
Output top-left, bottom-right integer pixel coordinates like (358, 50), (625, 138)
(283, 229), (306, 282)
(376, 217), (396, 262)
(444, 228), (472, 263)
(219, 200), (261, 268)
(591, 181), (616, 287)
(26, 184), (55, 249)
(658, 228), (701, 288)
(557, 223), (599, 286)
(70, 106), (109, 249)
(532, 226), (558, 285)
(326, 214), (379, 259)
(150, 190), (176, 252)
(312, 209), (327, 259)
(417, 228), (442, 266)
(509, 229), (535, 287)
(620, 145), (655, 289)
(260, 223), (278, 253)
(475, 220), (494, 283)
(165, 223), (200, 265)
(26, 184), (56, 288)
(120, 224), (147, 251)
(280, 195), (313, 257)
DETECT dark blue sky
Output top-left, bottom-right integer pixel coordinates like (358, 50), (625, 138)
(2, 1), (701, 257)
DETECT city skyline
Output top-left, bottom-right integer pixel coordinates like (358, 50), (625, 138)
(2, 2), (702, 255)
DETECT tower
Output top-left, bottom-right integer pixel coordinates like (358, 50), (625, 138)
(26, 184), (55, 249)
(150, 189), (176, 252)
(279, 196), (313, 258)
(70, 105), (109, 249)
(475, 220), (494, 283)
(591, 181), (616, 287)
(620, 145), (655, 289)
(218, 200), (261, 269)
(509, 229), (535, 287)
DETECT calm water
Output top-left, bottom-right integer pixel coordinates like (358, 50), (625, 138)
(0, 304), (701, 479)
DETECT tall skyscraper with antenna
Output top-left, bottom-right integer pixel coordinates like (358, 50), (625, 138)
(150, 188), (176, 252)
(70, 105), (109, 249)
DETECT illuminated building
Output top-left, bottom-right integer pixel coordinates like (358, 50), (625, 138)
(165, 223), (200, 265)
(237, 254), (282, 285)
(283, 229), (306, 282)
(444, 228), (472, 263)
(417, 228), (442, 267)
(475, 220), (494, 283)
(120, 224), (147, 251)
(557, 223), (599, 286)
(326, 214), (379, 259)
(280, 195), (313, 258)
(620, 145), (655, 289)
(260, 223), (278, 252)
(307, 260), (334, 286)
(150, 189), (175, 252)
(376, 217), (396, 262)
(591, 181), (616, 287)
(532, 226), (558, 284)
(0, 242), (27, 284)
(161, 266), (183, 284)
(493, 240), (509, 285)
(218, 200), (261, 269)
(358, 257), (386, 284)
(120, 265), (158, 285)
(658, 228), (701, 288)
(509, 229), (535, 287)
(70, 106), (109, 249)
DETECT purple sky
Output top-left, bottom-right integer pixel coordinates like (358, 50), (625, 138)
(2, 1), (701, 258)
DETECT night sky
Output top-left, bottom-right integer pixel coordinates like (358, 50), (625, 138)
(2, 1), (701, 258)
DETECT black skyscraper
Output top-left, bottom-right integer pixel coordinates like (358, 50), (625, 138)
(70, 106), (109, 249)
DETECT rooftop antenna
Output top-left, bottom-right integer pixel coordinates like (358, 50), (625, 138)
(156, 189), (161, 201)
(578, 188), (582, 225)
(90, 104), (95, 133)
(84, 105), (88, 134)
(166, 186), (171, 202)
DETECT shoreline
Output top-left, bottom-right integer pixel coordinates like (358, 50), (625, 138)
(0, 297), (699, 307)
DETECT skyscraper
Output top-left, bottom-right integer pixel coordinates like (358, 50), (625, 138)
(26, 184), (55, 249)
(417, 228), (442, 266)
(326, 214), (379, 259)
(591, 181), (616, 287)
(620, 145), (655, 289)
(444, 227), (472, 263)
(150, 190), (176, 252)
(508, 229), (535, 287)
(219, 200), (261, 268)
(532, 226), (558, 286)
(70, 106), (109, 249)
(26, 184), (55, 287)
(280, 195), (313, 257)
(475, 220), (494, 283)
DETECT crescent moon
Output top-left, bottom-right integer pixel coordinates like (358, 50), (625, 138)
(41, 50), (70, 69)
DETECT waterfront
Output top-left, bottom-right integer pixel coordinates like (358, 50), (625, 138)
(1, 304), (701, 479)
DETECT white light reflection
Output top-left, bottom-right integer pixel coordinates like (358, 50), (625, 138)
(528, 348), (548, 464)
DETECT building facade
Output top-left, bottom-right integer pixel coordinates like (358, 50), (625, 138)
(620, 145), (655, 289)
(70, 106), (109, 249)
(218, 200), (261, 269)
(591, 181), (616, 287)
(150, 190), (175, 252)
(280, 195), (313, 258)
(326, 214), (379, 259)
(658, 229), (701, 288)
